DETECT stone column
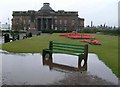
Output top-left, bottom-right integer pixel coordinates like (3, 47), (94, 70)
(46, 18), (48, 30)
(41, 18), (43, 30)
(51, 18), (53, 29)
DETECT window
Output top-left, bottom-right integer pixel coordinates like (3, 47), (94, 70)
(34, 20), (36, 23)
(28, 20), (31, 23)
(59, 20), (62, 25)
(24, 27), (26, 30)
(23, 20), (26, 24)
(59, 27), (62, 30)
(55, 27), (58, 30)
(72, 19), (75, 25)
(64, 27), (67, 31)
(20, 17), (22, 21)
(15, 18), (19, 24)
(64, 20), (67, 26)
(55, 20), (57, 25)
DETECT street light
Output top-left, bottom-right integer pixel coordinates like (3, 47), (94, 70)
(8, 18), (10, 29)
(0, 21), (1, 29)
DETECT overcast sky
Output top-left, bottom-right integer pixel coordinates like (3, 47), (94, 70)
(0, 0), (119, 27)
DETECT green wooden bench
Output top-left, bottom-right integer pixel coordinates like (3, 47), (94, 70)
(42, 41), (88, 64)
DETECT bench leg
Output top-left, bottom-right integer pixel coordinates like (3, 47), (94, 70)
(42, 54), (53, 65)
(84, 54), (88, 65)
(42, 49), (46, 58)
(78, 55), (87, 71)
(49, 52), (52, 59)
(84, 44), (88, 65)
(42, 49), (53, 65)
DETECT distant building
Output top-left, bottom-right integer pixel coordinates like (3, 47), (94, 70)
(1, 23), (10, 29)
(12, 3), (84, 32)
(118, 1), (120, 27)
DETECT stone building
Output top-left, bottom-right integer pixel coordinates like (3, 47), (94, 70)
(12, 3), (84, 32)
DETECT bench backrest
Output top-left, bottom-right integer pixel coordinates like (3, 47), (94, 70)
(49, 41), (88, 56)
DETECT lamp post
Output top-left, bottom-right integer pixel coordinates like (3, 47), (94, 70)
(8, 18), (10, 29)
(0, 21), (1, 29)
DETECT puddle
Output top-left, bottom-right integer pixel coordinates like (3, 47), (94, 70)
(0, 50), (119, 85)
(2, 53), (65, 85)
(88, 54), (118, 84)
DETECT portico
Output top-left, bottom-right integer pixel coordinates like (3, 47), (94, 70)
(37, 17), (53, 31)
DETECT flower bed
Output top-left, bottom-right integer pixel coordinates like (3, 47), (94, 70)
(59, 33), (95, 39)
(80, 40), (101, 45)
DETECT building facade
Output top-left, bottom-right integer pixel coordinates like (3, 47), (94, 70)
(12, 3), (84, 32)
(118, 1), (120, 27)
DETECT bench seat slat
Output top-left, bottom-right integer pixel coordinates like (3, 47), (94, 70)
(53, 44), (85, 50)
(53, 47), (84, 53)
(52, 41), (84, 47)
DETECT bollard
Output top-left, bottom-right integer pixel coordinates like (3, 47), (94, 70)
(37, 32), (41, 36)
(28, 32), (32, 37)
(12, 35), (15, 41)
(4, 33), (10, 43)
(16, 34), (20, 40)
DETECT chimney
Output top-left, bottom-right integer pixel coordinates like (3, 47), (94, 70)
(43, 3), (50, 6)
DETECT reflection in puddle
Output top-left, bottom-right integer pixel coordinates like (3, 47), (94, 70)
(43, 54), (87, 72)
(2, 53), (65, 85)
(1, 51), (119, 85)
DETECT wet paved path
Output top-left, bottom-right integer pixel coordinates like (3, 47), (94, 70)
(0, 51), (119, 85)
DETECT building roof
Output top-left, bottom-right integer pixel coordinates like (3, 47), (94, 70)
(39, 3), (54, 12)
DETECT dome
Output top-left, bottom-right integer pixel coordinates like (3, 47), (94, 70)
(40, 3), (54, 12)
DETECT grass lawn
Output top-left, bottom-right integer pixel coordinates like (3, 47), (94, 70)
(0, 33), (119, 78)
